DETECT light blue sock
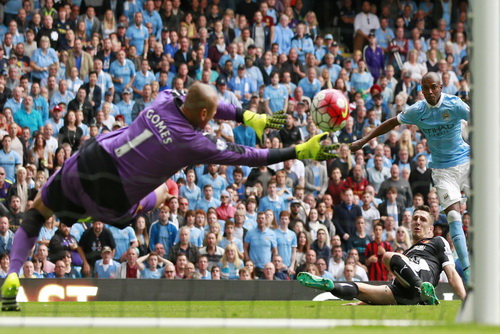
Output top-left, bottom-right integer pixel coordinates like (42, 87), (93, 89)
(449, 220), (470, 269)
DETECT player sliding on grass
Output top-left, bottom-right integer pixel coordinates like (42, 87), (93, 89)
(298, 205), (466, 305)
(2, 83), (340, 311)
(350, 72), (471, 283)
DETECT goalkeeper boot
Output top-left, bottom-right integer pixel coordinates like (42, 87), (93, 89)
(297, 272), (334, 291)
(419, 282), (439, 305)
(1, 272), (21, 311)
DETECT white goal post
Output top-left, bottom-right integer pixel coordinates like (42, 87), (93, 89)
(459, 0), (500, 325)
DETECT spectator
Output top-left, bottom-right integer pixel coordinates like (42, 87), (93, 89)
(117, 247), (144, 278)
(77, 221), (116, 277)
(149, 206), (177, 254)
(131, 84), (153, 121)
(110, 49), (136, 99)
(66, 39), (94, 81)
(274, 14), (294, 56)
(34, 244), (55, 274)
(107, 223), (138, 262)
(364, 223), (393, 281)
(0, 216), (14, 255)
(94, 246), (120, 278)
(333, 188), (362, 250)
(14, 95), (43, 137)
(168, 226), (198, 264)
(310, 225), (331, 263)
(48, 222), (80, 264)
(133, 215), (150, 257)
(298, 67), (321, 99)
(0, 135), (21, 183)
(50, 80), (76, 110)
(378, 164), (413, 207)
(244, 211), (277, 277)
(258, 181), (286, 220)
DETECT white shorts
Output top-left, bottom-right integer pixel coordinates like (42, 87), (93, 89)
(432, 161), (470, 210)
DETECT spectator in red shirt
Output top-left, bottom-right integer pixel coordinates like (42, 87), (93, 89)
(216, 190), (236, 220)
(364, 223), (393, 281)
(326, 167), (345, 205)
(344, 164), (370, 197)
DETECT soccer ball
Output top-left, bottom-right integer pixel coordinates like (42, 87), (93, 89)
(310, 89), (349, 132)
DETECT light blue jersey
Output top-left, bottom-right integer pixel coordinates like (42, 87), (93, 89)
(397, 93), (470, 169)
(273, 228), (297, 268)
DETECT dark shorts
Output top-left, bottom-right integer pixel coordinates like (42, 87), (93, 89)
(42, 138), (157, 227)
(388, 282), (424, 305)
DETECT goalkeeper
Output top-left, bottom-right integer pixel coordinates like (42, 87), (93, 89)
(2, 83), (339, 311)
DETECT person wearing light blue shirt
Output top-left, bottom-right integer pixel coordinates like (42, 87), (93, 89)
(32, 85), (50, 122)
(245, 63), (264, 90)
(351, 72), (471, 282)
(274, 211), (297, 269)
(142, 0), (162, 40)
(133, 59), (156, 98)
(374, 18), (395, 52)
(110, 50), (136, 94)
(351, 60), (374, 96)
(298, 68), (321, 99)
(106, 225), (138, 261)
(50, 81), (75, 109)
(123, 0), (140, 21)
(116, 89), (135, 125)
(258, 182), (286, 222)
(0, 135), (21, 183)
(195, 184), (222, 213)
(125, 12), (149, 56)
(218, 44), (244, 76)
(228, 67), (257, 105)
(244, 212), (278, 270)
(13, 95), (43, 135)
(273, 15), (294, 55)
(94, 251), (121, 278)
(197, 165), (228, 200)
(291, 24), (314, 64)
(30, 40), (58, 81)
(263, 74), (288, 114)
(320, 54), (343, 83)
(180, 170), (201, 210)
(149, 207), (178, 254)
(4, 96), (23, 114)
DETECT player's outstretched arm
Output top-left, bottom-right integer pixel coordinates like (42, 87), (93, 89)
(294, 133), (339, 160)
(443, 265), (467, 301)
(242, 109), (287, 143)
(350, 117), (400, 152)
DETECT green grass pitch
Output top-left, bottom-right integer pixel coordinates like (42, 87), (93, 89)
(1, 301), (498, 334)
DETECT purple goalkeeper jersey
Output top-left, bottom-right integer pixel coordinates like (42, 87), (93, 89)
(95, 90), (270, 207)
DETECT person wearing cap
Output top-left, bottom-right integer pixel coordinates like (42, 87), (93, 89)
(273, 14), (294, 55)
(363, 30), (385, 83)
(93, 246), (121, 278)
(228, 64), (256, 106)
(215, 190), (236, 221)
(216, 76), (241, 108)
(116, 88), (135, 125)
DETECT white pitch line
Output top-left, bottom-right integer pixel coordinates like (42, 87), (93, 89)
(0, 317), (439, 328)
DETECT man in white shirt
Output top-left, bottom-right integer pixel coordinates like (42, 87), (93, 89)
(353, 1), (381, 52)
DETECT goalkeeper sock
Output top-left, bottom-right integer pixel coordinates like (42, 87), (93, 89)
(330, 282), (359, 300)
(389, 254), (422, 289)
(8, 209), (45, 275)
(448, 210), (470, 269)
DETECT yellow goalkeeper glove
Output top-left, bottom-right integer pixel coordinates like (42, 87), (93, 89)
(295, 133), (341, 160)
(243, 110), (286, 143)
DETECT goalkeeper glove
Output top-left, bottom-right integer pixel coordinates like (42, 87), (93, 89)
(243, 110), (286, 143)
(295, 133), (341, 161)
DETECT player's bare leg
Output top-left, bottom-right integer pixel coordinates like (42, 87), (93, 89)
(2, 193), (54, 311)
(298, 272), (397, 305)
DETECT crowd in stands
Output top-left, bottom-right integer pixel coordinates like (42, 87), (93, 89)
(0, 0), (471, 282)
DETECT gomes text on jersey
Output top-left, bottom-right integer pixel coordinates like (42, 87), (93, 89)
(145, 109), (174, 144)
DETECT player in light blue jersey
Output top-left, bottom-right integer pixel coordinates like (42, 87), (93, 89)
(351, 72), (471, 282)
